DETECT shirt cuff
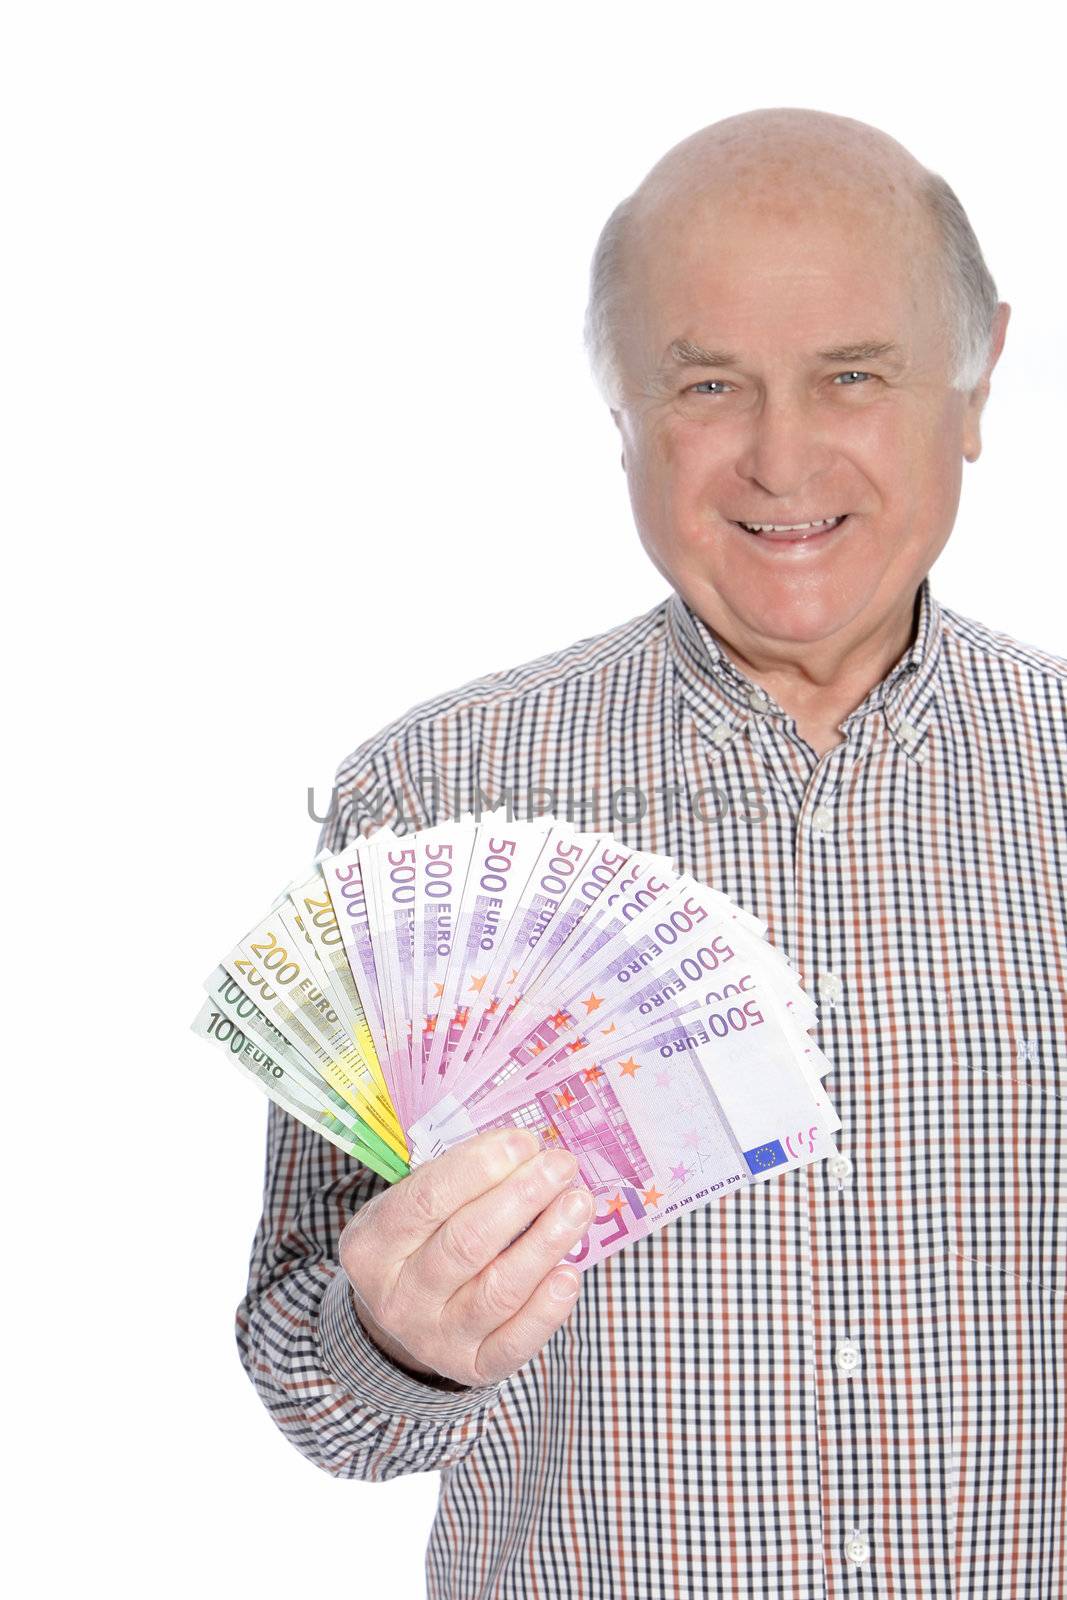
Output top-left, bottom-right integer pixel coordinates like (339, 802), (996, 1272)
(318, 1267), (505, 1424)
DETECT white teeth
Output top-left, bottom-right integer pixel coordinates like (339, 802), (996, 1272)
(740, 517), (842, 533)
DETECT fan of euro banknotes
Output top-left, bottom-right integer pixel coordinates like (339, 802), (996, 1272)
(192, 812), (841, 1271)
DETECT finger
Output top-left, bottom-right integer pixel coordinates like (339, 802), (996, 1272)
(409, 1145), (587, 1303)
(469, 1258), (587, 1386)
(369, 1127), (541, 1260)
(443, 1177), (594, 1340)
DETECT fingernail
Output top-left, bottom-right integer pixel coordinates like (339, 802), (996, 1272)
(561, 1188), (593, 1224)
(543, 1148), (578, 1182)
(549, 1270), (580, 1300)
(503, 1128), (539, 1163)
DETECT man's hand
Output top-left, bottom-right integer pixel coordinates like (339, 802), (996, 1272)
(339, 1127), (595, 1388)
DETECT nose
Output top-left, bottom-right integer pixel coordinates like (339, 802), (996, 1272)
(733, 389), (834, 499)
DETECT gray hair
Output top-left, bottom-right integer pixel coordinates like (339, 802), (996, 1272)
(583, 168), (1000, 407)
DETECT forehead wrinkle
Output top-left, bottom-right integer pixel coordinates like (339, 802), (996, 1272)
(624, 187), (938, 377)
(610, 111), (954, 397)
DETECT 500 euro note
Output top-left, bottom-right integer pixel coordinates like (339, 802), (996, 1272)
(420, 1002), (838, 1271)
(408, 821), (476, 1098)
(444, 868), (777, 1108)
(449, 824), (604, 1072)
(422, 814), (552, 1098)
(413, 871), (832, 1157)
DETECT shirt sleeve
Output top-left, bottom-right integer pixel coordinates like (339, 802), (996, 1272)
(235, 1097), (506, 1480)
(235, 741), (510, 1478)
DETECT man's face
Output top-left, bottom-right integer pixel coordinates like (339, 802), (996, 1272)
(614, 187), (996, 653)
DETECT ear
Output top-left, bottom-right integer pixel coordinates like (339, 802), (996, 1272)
(611, 407), (626, 471)
(963, 302), (1011, 463)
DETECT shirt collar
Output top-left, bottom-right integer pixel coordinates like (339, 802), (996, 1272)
(665, 577), (945, 763)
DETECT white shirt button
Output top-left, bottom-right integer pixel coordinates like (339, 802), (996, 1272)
(748, 686), (770, 712)
(828, 1153), (854, 1186)
(710, 721), (732, 747)
(898, 720), (921, 746)
(811, 804), (833, 835)
(844, 1530), (870, 1566)
(835, 1338), (862, 1375)
(818, 971), (843, 1003)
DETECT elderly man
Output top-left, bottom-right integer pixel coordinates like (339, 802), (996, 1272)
(238, 108), (1065, 1599)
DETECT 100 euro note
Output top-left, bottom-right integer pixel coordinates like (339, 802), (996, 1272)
(193, 977), (407, 1179)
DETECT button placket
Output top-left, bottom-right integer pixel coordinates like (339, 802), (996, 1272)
(794, 737), (874, 1583)
(799, 733), (853, 840)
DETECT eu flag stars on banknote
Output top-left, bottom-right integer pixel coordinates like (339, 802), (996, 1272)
(191, 813), (841, 1271)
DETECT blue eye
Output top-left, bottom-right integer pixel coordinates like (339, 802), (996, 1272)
(688, 371), (874, 397)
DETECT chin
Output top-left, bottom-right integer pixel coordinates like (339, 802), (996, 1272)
(681, 566), (869, 647)
(742, 591), (860, 644)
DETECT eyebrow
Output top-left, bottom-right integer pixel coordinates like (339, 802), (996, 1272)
(664, 337), (907, 371)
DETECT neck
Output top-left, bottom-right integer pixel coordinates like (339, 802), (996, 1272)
(697, 588), (923, 749)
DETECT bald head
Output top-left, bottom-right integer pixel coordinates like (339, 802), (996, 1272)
(631, 108), (927, 219)
(585, 107), (999, 406)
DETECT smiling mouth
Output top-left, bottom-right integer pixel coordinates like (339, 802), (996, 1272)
(733, 514), (849, 542)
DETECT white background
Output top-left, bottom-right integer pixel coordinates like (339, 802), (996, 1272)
(4, 3), (1063, 1596)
